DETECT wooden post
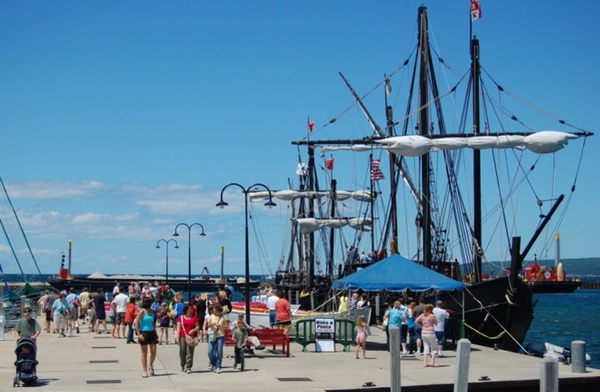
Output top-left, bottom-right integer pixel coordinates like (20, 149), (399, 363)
(390, 326), (401, 392)
(454, 338), (471, 392)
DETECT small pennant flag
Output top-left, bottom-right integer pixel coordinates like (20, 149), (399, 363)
(385, 77), (392, 98)
(371, 159), (385, 181)
(325, 158), (334, 170)
(308, 121), (315, 133)
(471, 0), (482, 22)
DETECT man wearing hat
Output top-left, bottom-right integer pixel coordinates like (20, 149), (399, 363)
(14, 306), (42, 341)
(433, 300), (450, 357)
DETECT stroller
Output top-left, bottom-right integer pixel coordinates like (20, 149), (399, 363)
(13, 337), (38, 387)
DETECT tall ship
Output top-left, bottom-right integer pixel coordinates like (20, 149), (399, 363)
(262, 5), (593, 352)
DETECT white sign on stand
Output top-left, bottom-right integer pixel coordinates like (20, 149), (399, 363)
(315, 318), (335, 333)
(314, 318), (335, 352)
(315, 338), (335, 352)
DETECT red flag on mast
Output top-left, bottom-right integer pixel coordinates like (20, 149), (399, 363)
(471, 0), (482, 22)
(308, 121), (315, 133)
(325, 158), (334, 170)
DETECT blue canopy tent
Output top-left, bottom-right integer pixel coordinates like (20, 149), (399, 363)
(332, 254), (464, 292)
(333, 254), (465, 338)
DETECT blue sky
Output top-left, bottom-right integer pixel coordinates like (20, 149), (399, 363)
(0, 1), (598, 278)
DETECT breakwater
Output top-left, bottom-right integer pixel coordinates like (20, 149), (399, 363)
(580, 281), (600, 289)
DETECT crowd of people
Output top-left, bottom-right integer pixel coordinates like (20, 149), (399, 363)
(382, 298), (450, 367)
(25, 281), (275, 377)
(16, 282), (455, 378)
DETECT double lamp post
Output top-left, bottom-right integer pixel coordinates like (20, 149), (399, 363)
(155, 238), (179, 285)
(173, 222), (206, 301)
(216, 182), (276, 325)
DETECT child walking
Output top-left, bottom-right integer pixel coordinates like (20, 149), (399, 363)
(158, 302), (170, 344)
(355, 315), (367, 359)
(232, 319), (248, 370)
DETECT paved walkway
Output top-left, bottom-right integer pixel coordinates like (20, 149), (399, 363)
(1, 317), (599, 391)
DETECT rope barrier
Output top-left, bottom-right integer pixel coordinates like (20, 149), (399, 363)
(463, 322), (506, 340)
(464, 286), (528, 353)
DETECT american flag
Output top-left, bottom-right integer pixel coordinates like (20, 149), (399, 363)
(371, 159), (385, 181)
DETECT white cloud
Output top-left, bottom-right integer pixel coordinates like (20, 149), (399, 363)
(6, 180), (105, 199)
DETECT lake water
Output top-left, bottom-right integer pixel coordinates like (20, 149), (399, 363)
(525, 289), (599, 369)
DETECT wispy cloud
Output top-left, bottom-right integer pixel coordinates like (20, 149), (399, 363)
(6, 180), (105, 199)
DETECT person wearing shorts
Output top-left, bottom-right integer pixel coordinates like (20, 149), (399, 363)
(114, 288), (129, 339)
(93, 288), (109, 334)
(135, 298), (158, 378)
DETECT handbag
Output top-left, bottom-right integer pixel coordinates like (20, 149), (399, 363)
(208, 315), (222, 342)
(185, 334), (199, 347)
(208, 329), (217, 343)
(181, 315), (199, 347)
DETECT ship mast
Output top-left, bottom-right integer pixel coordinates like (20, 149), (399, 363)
(417, 6), (432, 267)
(471, 36), (483, 283)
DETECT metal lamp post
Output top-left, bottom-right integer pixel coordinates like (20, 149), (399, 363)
(173, 223), (206, 301)
(155, 239), (179, 285)
(216, 183), (276, 324)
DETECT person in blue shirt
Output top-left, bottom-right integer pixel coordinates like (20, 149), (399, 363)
(135, 298), (159, 378)
(386, 300), (406, 352)
(52, 292), (69, 337)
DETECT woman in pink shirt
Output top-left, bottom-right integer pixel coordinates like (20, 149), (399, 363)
(415, 304), (438, 367)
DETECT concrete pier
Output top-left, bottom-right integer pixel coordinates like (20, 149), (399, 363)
(1, 316), (599, 392)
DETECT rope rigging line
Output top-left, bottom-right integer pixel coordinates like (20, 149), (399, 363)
(481, 66), (590, 133)
(463, 286), (528, 352)
(247, 201), (275, 278)
(299, 54), (416, 139)
(534, 136), (590, 259)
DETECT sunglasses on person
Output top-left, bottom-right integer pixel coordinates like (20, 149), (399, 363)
(24, 309), (32, 313)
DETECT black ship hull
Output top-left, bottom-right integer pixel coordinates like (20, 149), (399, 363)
(48, 276), (260, 296)
(527, 280), (582, 294)
(435, 276), (534, 353)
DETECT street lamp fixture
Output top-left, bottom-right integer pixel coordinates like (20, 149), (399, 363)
(173, 223), (207, 301)
(155, 239), (179, 285)
(216, 182), (276, 324)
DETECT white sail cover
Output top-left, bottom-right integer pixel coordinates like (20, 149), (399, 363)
(377, 135), (434, 156)
(320, 145), (373, 152)
(334, 190), (352, 201)
(431, 137), (469, 151)
(249, 189), (371, 202)
(272, 190), (302, 201)
(295, 217), (373, 233)
(373, 131), (578, 155)
(522, 131), (578, 153)
(467, 135), (526, 149)
(351, 190), (375, 202)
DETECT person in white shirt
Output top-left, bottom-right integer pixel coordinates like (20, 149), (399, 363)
(112, 282), (120, 297)
(114, 288), (130, 339)
(266, 290), (280, 328)
(432, 300), (450, 357)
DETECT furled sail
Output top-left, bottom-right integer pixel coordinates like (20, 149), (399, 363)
(249, 189), (374, 202)
(294, 217), (373, 233)
(368, 131), (580, 155)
